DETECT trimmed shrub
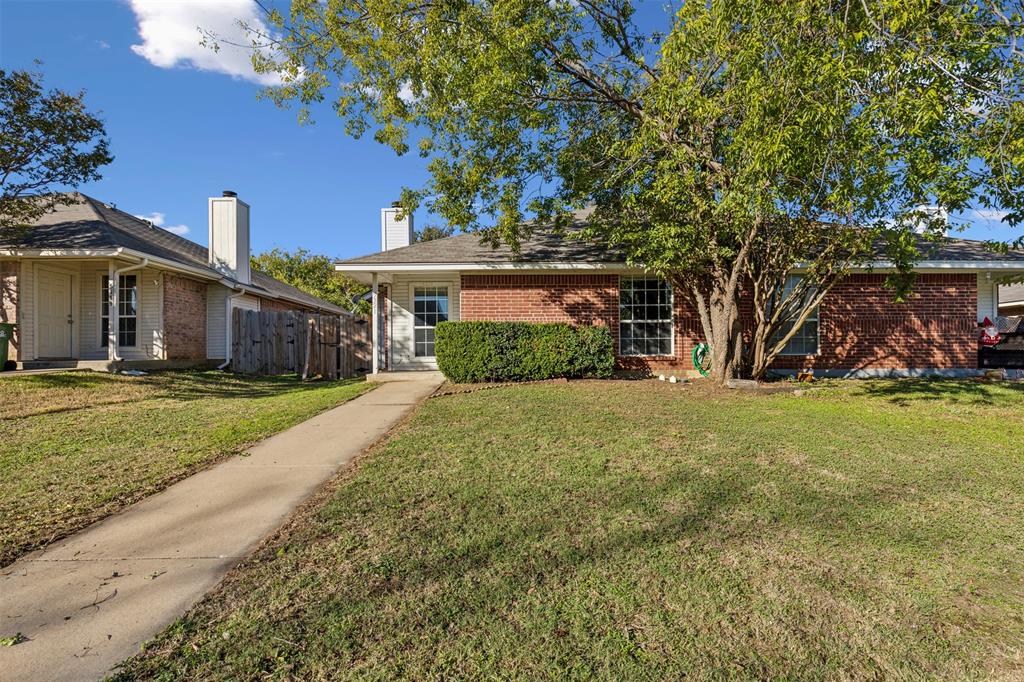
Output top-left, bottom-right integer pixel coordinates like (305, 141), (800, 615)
(435, 321), (614, 383)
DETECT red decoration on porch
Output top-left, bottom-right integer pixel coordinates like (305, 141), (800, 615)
(980, 317), (1002, 346)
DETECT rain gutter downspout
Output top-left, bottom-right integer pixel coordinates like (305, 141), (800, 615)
(108, 258), (149, 363)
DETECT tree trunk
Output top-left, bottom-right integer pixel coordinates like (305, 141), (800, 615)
(689, 277), (744, 385)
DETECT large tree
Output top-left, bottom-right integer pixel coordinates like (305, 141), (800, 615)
(252, 248), (370, 314)
(243, 0), (1024, 382)
(0, 67), (113, 232)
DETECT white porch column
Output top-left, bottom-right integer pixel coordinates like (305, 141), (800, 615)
(371, 272), (379, 375)
(107, 261), (118, 362)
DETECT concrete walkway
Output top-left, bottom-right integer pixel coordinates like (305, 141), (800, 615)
(0, 375), (441, 681)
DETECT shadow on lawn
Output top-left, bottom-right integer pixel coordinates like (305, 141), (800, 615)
(19, 370), (364, 402)
(851, 378), (1024, 406)
(308, 461), (895, 621)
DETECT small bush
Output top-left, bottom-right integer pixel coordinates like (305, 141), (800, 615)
(435, 321), (614, 383)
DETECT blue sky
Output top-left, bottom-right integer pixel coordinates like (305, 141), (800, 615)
(0, 0), (1014, 258)
(0, 0), (435, 259)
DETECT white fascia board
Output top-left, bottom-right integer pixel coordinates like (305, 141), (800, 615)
(335, 261), (629, 273)
(789, 261), (1024, 273)
(865, 260), (1024, 270)
(118, 249), (224, 280)
(0, 247), (224, 281)
(338, 260), (1024, 274)
(0, 248), (122, 257)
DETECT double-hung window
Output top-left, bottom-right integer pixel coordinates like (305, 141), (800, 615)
(772, 275), (819, 355)
(619, 277), (673, 356)
(101, 274), (138, 347)
(413, 286), (448, 357)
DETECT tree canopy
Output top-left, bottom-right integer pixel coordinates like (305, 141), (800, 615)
(415, 223), (455, 242)
(0, 67), (113, 232)
(251, 248), (369, 314)
(246, 0), (1024, 380)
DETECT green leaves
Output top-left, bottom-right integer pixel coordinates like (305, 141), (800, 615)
(252, 0), (1024, 377)
(250, 248), (369, 314)
(0, 67), (113, 232)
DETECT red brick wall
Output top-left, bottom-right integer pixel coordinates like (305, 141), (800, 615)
(771, 273), (977, 371)
(163, 274), (207, 360)
(460, 274), (619, 325)
(1, 261), (18, 361)
(459, 273), (978, 373)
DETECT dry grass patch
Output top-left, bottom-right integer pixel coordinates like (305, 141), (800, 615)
(0, 371), (373, 565)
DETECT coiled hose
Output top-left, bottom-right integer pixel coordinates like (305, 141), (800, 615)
(692, 343), (711, 377)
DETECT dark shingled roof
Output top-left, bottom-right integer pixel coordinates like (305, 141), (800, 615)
(3, 195), (344, 313)
(340, 207), (625, 265)
(341, 228), (628, 265)
(339, 211), (1024, 266)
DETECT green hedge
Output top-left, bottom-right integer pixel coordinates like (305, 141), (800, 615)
(434, 321), (614, 383)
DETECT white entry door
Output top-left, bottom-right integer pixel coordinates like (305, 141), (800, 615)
(37, 268), (73, 358)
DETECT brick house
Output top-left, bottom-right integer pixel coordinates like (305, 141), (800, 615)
(337, 207), (1024, 377)
(0, 192), (343, 370)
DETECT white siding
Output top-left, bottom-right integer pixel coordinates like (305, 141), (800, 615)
(14, 259), (185, 362)
(234, 294), (260, 312)
(387, 273), (460, 370)
(206, 284), (228, 359)
(206, 286), (260, 359)
(79, 264), (164, 360)
(208, 196), (250, 283)
(79, 263), (106, 360)
(381, 207), (414, 251)
(978, 273), (998, 322)
(19, 261), (33, 360)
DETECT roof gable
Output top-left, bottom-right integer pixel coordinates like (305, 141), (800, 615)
(1, 194), (345, 314)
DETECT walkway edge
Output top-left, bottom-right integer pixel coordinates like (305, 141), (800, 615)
(0, 376), (442, 682)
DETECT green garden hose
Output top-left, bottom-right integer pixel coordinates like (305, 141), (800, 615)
(692, 343), (711, 377)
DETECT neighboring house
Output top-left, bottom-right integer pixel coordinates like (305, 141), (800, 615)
(336, 207), (1024, 377)
(1000, 283), (1024, 316)
(0, 192), (343, 370)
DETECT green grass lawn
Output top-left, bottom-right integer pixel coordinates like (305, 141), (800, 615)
(115, 379), (1024, 680)
(0, 371), (373, 566)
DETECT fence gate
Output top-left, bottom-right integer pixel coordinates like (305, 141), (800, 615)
(231, 309), (371, 379)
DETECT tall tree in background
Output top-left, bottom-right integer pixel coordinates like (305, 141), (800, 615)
(245, 0), (1024, 382)
(415, 223), (455, 242)
(252, 248), (369, 314)
(0, 67), (113, 232)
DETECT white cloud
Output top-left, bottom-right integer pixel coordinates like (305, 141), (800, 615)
(134, 212), (190, 236)
(127, 0), (281, 85)
(397, 82), (416, 103)
(974, 208), (1010, 222)
(96, 40), (111, 49)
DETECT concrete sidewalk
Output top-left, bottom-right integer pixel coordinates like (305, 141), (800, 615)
(0, 375), (440, 682)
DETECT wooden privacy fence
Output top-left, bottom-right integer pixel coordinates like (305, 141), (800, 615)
(231, 309), (371, 379)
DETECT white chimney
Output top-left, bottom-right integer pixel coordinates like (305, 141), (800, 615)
(208, 190), (251, 284)
(381, 202), (414, 251)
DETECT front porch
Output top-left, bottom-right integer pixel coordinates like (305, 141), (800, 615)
(2, 257), (169, 366)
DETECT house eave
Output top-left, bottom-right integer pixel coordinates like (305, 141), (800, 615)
(335, 259), (1024, 275)
(335, 261), (630, 273)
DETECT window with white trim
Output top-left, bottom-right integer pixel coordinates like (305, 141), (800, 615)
(101, 274), (138, 347)
(413, 286), (448, 357)
(619, 277), (673, 356)
(772, 275), (819, 355)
